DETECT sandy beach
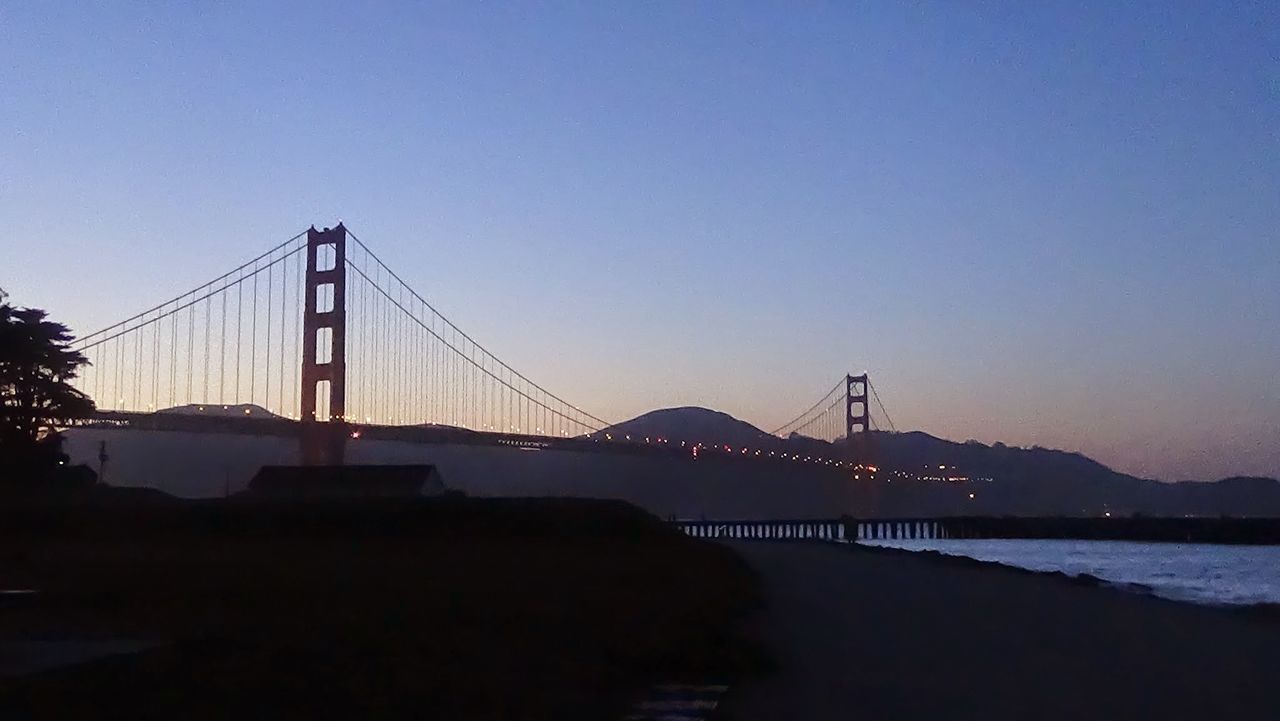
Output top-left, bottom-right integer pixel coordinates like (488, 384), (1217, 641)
(723, 541), (1280, 721)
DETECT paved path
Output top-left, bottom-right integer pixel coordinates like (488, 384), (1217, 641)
(721, 542), (1280, 721)
(0, 640), (156, 678)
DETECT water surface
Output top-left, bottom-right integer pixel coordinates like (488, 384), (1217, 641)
(862, 538), (1280, 606)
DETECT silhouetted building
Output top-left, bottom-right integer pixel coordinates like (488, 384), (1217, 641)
(247, 464), (445, 499)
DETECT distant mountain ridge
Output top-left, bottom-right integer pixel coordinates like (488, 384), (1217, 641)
(603, 407), (1280, 517)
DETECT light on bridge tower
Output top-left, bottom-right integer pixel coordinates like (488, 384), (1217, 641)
(299, 224), (348, 465)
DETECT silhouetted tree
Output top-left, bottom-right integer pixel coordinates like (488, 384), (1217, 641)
(0, 297), (95, 483)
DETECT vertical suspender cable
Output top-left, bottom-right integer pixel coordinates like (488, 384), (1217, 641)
(203, 295), (211, 404)
(235, 273), (242, 404)
(458, 325), (463, 422)
(349, 253), (357, 421)
(250, 269), (258, 406)
(265, 251), (273, 413)
(358, 254), (366, 422)
(94, 338), (101, 404)
(152, 316), (159, 410)
(402, 296), (409, 423)
(412, 312), (418, 423)
(414, 308), (421, 423)
(384, 274), (391, 424)
(416, 308), (423, 424)
(405, 294), (411, 423)
(386, 276), (392, 423)
(278, 251), (286, 414)
(290, 248), (296, 417)
(133, 326), (141, 410)
(398, 289), (405, 424)
(114, 335), (122, 408)
(433, 315), (439, 424)
(220, 290), (227, 404)
(372, 267), (380, 423)
(393, 291), (401, 424)
(170, 305), (177, 408)
(398, 287), (404, 424)
(378, 265), (386, 423)
(186, 302), (194, 405)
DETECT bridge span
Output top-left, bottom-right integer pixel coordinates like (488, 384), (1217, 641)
(72, 222), (895, 470)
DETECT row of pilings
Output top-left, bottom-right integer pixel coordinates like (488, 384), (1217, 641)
(673, 518), (950, 542)
(675, 519), (848, 541)
(674, 516), (1280, 545)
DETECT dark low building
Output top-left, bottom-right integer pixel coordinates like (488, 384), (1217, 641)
(246, 465), (445, 499)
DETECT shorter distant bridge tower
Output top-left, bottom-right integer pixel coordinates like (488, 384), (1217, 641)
(845, 372), (872, 465)
(845, 373), (869, 441)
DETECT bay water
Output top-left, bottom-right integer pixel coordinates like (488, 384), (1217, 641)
(861, 538), (1280, 606)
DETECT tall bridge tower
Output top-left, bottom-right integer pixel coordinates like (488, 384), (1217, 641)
(299, 224), (348, 465)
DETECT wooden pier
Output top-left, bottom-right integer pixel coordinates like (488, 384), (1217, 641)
(674, 516), (1280, 545)
(674, 519), (850, 541)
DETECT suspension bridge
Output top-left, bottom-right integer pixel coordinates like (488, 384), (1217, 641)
(71, 224), (895, 470)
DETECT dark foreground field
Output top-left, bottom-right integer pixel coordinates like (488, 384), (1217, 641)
(0, 496), (761, 720)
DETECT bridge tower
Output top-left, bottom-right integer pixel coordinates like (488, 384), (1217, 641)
(299, 224), (349, 465)
(845, 373), (869, 447)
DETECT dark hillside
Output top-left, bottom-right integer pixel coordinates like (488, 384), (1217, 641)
(605, 408), (1280, 517)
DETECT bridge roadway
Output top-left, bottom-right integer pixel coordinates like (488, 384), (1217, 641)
(79, 411), (850, 469)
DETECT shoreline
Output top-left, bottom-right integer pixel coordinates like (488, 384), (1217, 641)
(723, 540), (1280, 720)
(844, 538), (1280, 618)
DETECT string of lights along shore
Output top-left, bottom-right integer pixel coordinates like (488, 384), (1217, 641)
(71, 224), (895, 463)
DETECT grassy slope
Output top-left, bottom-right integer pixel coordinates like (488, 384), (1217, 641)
(0, 496), (761, 720)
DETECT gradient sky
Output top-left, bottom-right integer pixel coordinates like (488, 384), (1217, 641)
(3, 2), (1277, 481)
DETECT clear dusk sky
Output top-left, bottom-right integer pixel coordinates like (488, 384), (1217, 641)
(3, 3), (1277, 481)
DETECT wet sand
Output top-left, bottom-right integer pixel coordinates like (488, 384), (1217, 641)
(722, 541), (1280, 721)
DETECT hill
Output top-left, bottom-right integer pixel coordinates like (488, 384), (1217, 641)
(600, 407), (778, 448)
(604, 407), (1280, 517)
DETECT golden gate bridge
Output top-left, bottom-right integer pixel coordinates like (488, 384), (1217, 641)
(71, 224), (895, 468)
